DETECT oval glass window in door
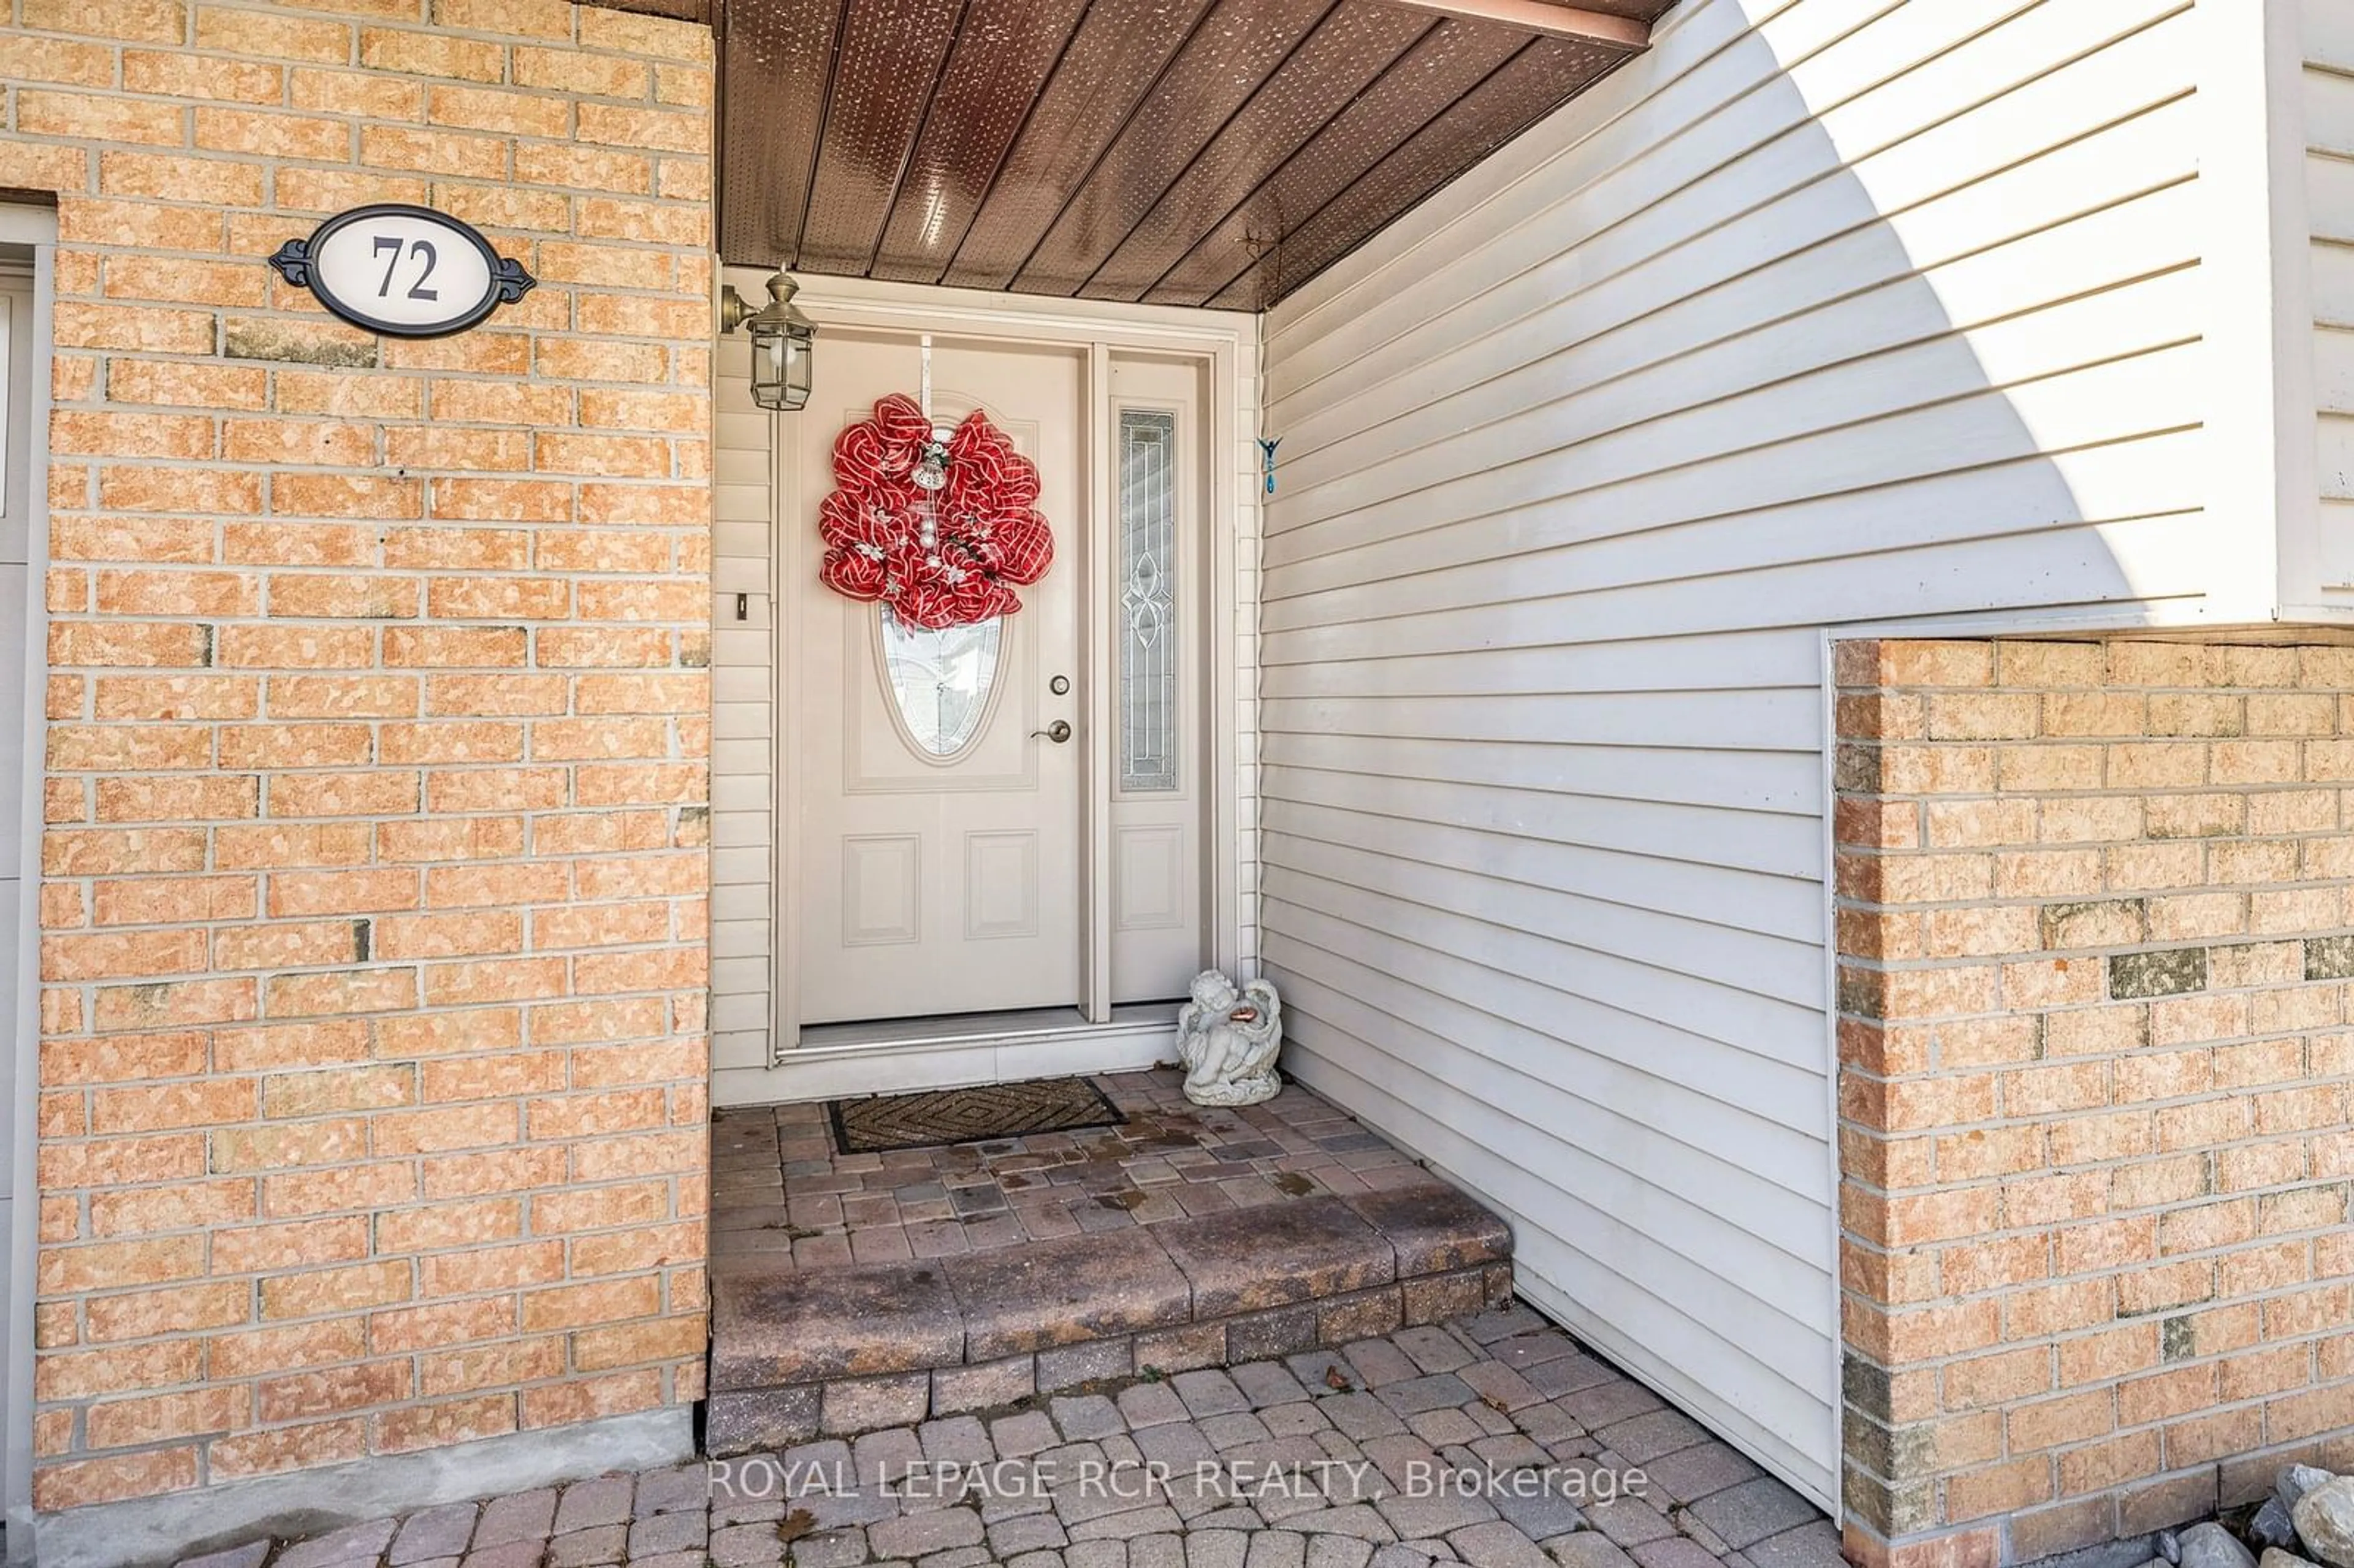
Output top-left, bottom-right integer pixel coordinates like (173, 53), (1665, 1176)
(879, 606), (1004, 758)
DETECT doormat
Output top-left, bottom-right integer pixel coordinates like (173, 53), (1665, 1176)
(828, 1076), (1127, 1155)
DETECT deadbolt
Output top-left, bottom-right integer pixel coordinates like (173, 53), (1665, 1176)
(1031, 720), (1073, 744)
(1049, 675), (1071, 696)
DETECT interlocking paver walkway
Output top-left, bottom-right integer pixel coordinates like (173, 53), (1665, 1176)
(199, 1313), (1840, 1568)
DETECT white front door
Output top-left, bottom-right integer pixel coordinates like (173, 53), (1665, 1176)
(793, 335), (1085, 1024)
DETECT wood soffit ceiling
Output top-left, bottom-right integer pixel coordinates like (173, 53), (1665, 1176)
(696, 0), (1668, 311)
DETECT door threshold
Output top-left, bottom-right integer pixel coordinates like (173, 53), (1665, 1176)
(798, 1003), (1171, 1054)
(714, 1004), (1180, 1107)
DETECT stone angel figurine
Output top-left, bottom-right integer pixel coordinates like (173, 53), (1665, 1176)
(1175, 970), (1283, 1107)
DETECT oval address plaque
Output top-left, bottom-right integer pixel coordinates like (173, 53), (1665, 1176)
(269, 204), (535, 339)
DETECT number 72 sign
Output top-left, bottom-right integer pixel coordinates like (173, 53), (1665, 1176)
(269, 204), (536, 340)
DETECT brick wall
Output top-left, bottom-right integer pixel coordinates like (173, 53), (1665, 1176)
(0, 0), (714, 1513)
(1835, 640), (2354, 1567)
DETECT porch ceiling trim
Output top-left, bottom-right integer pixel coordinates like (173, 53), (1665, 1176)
(578, 0), (714, 23)
(1377, 0), (1651, 49)
(710, 0), (1669, 311)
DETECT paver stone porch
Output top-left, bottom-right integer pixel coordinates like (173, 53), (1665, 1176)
(707, 1072), (1518, 1452)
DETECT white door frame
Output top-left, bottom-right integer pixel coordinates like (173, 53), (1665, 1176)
(2, 205), (57, 1561)
(715, 276), (1257, 1107)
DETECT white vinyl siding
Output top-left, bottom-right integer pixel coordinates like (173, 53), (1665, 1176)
(2309, 0), (2354, 563)
(1257, 0), (2211, 1509)
(710, 360), (776, 1077)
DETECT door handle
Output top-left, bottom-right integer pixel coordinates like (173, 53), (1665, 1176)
(1030, 720), (1073, 744)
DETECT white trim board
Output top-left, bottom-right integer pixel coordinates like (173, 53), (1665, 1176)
(4, 221), (54, 1558)
(2204, 0), (2318, 617)
(0, 210), (55, 249)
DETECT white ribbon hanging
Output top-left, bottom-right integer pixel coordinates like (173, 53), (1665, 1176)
(915, 333), (943, 557)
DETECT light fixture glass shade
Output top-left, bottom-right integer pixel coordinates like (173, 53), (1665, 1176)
(729, 272), (815, 412)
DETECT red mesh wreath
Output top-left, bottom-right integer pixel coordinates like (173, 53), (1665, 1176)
(818, 394), (1054, 628)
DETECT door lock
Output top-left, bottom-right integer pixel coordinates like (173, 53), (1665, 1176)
(1031, 720), (1073, 744)
(1049, 675), (1071, 695)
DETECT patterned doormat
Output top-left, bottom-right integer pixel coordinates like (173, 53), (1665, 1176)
(828, 1076), (1127, 1154)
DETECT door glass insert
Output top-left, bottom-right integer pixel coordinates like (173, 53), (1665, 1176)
(1118, 409), (1179, 792)
(880, 606), (1002, 757)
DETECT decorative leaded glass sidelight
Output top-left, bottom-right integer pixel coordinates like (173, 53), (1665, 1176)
(1118, 410), (1180, 792)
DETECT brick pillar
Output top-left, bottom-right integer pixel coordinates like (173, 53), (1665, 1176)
(1835, 639), (2354, 1568)
(2, 0), (715, 1513)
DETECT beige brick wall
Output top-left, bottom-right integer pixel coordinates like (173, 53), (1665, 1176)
(1836, 640), (2354, 1568)
(0, 0), (714, 1513)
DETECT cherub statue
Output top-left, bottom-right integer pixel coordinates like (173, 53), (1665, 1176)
(1175, 970), (1283, 1107)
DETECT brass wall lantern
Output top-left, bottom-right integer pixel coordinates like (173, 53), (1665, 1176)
(720, 271), (815, 412)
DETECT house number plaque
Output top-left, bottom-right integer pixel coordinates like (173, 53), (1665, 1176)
(268, 204), (535, 340)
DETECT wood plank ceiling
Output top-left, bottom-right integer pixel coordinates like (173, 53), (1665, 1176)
(714, 0), (1666, 310)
